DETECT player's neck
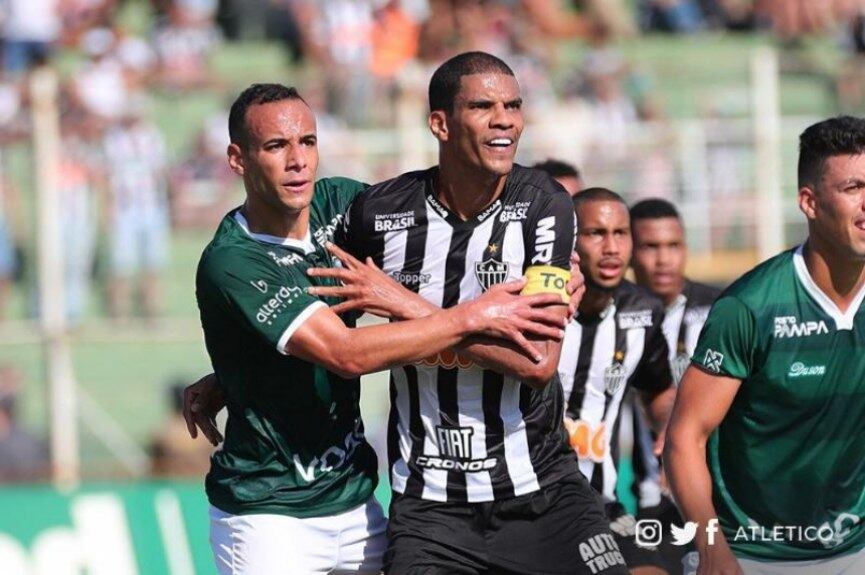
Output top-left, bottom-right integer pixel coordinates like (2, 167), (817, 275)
(435, 163), (507, 221)
(240, 201), (310, 241)
(802, 239), (865, 313)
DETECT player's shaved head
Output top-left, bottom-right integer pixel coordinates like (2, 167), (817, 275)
(573, 187), (627, 211)
(229, 83), (308, 148)
(429, 51), (515, 114)
(798, 115), (865, 191)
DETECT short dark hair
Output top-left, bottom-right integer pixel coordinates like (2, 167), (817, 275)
(533, 159), (581, 180)
(429, 51), (515, 114)
(573, 187), (627, 210)
(630, 198), (681, 222)
(798, 116), (865, 189)
(228, 83), (306, 147)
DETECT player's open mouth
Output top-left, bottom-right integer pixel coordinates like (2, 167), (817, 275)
(855, 219), (865, 231)
(485, 138), (514, 151)
(598, 261), (623, 279)
(282, 180), (310, 192)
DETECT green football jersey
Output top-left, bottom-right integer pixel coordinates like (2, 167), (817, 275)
(196, 177), (379, 518)
(692, 245), (865, 561)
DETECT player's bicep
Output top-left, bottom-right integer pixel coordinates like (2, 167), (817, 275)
(670, 366), (741, 438)
(284, 305), (351, 370)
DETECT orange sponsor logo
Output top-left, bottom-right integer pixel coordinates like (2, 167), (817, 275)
(417, 350), (475, 369)
(563, 417), (606, 463)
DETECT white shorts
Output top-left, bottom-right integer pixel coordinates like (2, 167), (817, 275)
(209, 496), (387, 574)
(683, 546), (865, 575)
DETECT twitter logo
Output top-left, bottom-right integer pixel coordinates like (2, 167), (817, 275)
(670, 522), (698, 546)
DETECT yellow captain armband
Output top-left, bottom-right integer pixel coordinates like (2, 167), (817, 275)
(521, 265), (570, 303)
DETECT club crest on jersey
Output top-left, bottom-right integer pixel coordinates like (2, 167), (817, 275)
(475, 258), (510, 291)
(604, 352), (627, 396)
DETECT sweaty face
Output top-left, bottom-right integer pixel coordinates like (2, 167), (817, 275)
(632, 217), (686, 305)
(233, 99), (319, 216)
(576, 200), (632, 292)
(443, 73), (524, 177)
(806, 154), (865, 261)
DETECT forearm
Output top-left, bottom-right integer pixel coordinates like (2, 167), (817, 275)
(665, 430), (725, 550)
(455, 337), (556, 388)
(331, 306), (475, 377)
(644, 386), (676, 433)
(396, 295), (562, 387)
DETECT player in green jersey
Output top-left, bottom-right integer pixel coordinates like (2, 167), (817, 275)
(665, 116), (865, 574)
(196, 83), (570, 574)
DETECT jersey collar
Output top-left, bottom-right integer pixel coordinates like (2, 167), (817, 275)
(793, 244), (865, 331)
(233, 210), (317, 255)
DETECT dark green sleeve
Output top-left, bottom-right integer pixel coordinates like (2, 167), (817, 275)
(691, 296), (756, 380)
(197, 248), (327, 354)
(319, 176), (368, 217)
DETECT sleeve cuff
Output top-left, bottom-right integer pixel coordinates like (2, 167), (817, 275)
(276, 301), (328, 355)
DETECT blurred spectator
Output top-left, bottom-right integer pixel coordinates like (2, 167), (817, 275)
(70, 27), (128, 128)
(582, 46), (638, 163)
(1, 0), (60, 74)
(0, 167), (20, 322)
(56, 113), (101, 324)
(0, 365), (49, 482)
(301, 0), (375, 125)
(264, 0), (306, 63)
(115, 28), (157, 92)
(639, 0), (706, 33)
(149, 381), (214, 477)
(370, 1), (419, 79)
(533, 158), (583, 196)
(169, 113), (239, 230)
(151, 0), (221, 91)
(61, 0), (116, 45)
(102, 98), (169, 320)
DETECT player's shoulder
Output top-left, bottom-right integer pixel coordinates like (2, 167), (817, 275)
(358, 169), (430, 204)
(197, 210), (276, 280)
(316, 176), (367, 195)
(683, 279), (723, 308)
(717, 248), (797, 311)
(614, 280), (664, 328)
(504, 163), (568, 200)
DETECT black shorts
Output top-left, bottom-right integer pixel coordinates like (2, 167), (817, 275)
(384, 475), (629, 575)
(606, 501), (669, 572)
(636, 495), (692, 575)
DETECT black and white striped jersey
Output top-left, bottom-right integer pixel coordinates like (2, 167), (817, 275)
(337, 164), (579, 503)
(629, 279), (721, 509)
(558, 280), (673, 502)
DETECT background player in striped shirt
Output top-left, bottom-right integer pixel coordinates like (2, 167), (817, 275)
(627, 198), (721, 574)
(561, 187), (677, 574)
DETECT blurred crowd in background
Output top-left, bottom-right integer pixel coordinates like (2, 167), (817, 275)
(2, 0), (865, 481)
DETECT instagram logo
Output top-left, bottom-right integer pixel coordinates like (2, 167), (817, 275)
(635, 519), (663, 548)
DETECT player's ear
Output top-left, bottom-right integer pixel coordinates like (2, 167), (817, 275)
(798, 185), (817, 220)
(429, 111), (448, 142)
(227, 143), (245, 176)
